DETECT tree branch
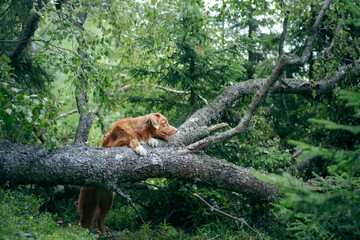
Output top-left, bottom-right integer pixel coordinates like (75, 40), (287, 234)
(37, 109), (78, 142)
(0, 2), (14, 19)
(172, 58), (359, 147)
(116, 84), (208, 104)
(112, 185), (145, 225)
(186, 0), (334, 150)
(6, 13), (41, 62)
(208, 123), (228, 132)
(194, 193), (263, 238)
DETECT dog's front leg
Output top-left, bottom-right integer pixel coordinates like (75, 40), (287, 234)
(129, 139), (148, 156)
(147, 138), (159, 147)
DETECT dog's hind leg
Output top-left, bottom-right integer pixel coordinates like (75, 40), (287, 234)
(96, 189), (114, 233)
(78, 187), (98, 230)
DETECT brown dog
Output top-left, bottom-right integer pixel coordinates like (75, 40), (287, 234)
(78, 113), (178, 233)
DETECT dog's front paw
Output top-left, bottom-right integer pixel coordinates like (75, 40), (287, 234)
(147, 138), (159, 147)
(134, 145), (148, 156)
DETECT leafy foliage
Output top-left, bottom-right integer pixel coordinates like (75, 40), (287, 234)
(0, 55), (60, 146)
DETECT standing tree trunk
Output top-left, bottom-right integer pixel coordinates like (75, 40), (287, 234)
(73, 10), (95, 144)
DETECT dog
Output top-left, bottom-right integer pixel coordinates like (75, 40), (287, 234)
(78, 113), (178, 233)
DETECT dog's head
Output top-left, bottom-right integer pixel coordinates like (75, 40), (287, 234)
(149, 113), (178, 139)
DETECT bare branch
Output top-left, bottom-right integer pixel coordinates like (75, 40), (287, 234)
(54, 109), (78, 122)
(117, 84), (190, 94)
(154, 85), (190, 94)
(208, 123), (228, 132)
(0, 2), (14, 19)
(196, 92), (209, 105)
(116, 84), (208, 104)
(112, 185), (145, 225)
(118, 84), (135, 93)
(33, 110), (79, 143)
(194, 193), (263, 238)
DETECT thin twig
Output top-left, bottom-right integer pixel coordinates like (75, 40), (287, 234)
(54, 109), (78, 122)
(115, 83), (208, 105)
(194, 193), (263, 239)
(196, 93), (208, 105)
(154, 85), (190, 94)
(32, 124), (46, 144)
(113, 186), (145, 225)
(208, 234), (221, 240)
(282, 93), (292, 126)
(33, 109), (78, 143)
(0, 3), (14, 19)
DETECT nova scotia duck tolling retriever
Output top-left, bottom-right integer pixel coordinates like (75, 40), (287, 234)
(77, 113), (178, 233)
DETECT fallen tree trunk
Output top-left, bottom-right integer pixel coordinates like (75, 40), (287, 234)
(0, 140), (277, 201)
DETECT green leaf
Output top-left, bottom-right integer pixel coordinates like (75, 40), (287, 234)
(2, 54), (11, 63)
(15, 105), (26, 113)
(5, 108), (12, 115)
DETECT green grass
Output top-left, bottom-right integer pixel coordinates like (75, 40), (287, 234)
(0, 186), (96, 240)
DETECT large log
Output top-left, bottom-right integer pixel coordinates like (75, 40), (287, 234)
(0, 140), (277, 201)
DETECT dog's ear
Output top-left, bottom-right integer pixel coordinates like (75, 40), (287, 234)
(149, 113), (161, 129)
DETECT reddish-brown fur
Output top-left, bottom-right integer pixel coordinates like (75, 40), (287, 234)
(78, 113), (178, 233)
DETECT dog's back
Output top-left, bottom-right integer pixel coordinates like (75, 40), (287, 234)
(101, 118), (133, 148)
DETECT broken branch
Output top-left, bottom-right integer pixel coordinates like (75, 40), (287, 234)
(194, 193), (263, 239)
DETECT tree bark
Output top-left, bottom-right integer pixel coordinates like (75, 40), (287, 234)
(0, 140), (278, 201)
(73, 10), (95, 144)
